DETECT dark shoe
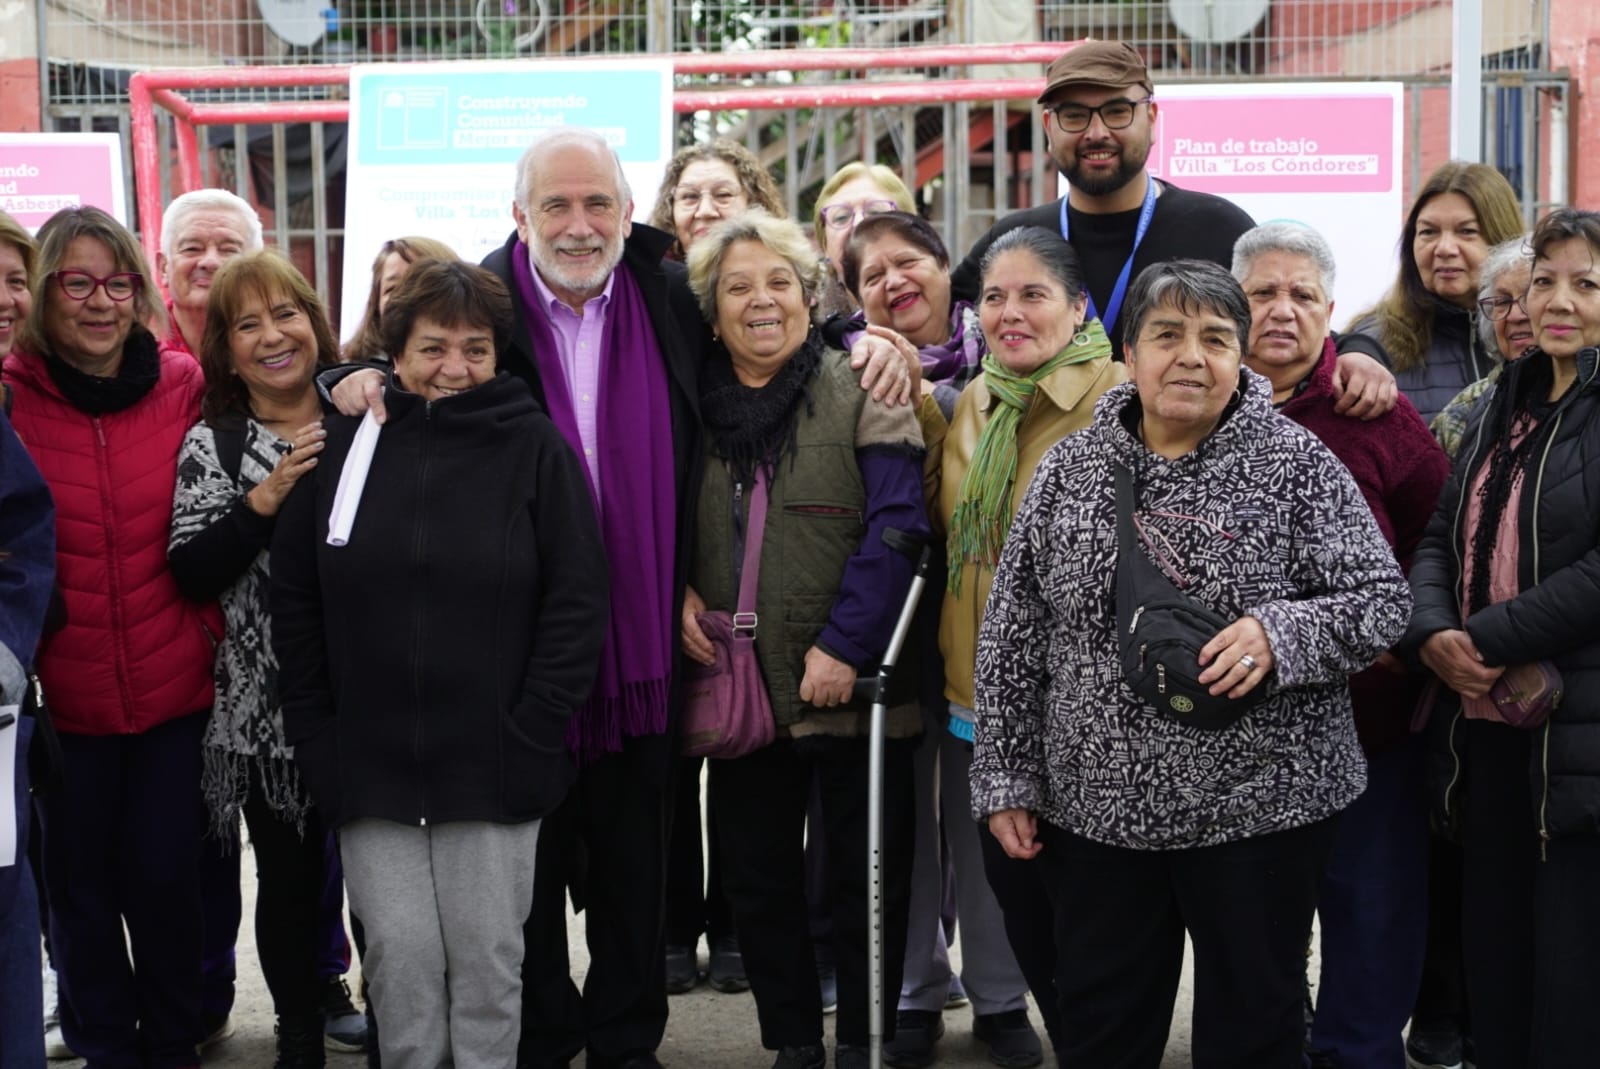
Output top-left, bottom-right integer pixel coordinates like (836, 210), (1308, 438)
(322, 976), (370, 1053)
(199, 1014), (235, 1053)
(665, 944), (698, 995)
(1405, 1023), (1464, 1069)
(615, 1056), (664, 1069)
(945, 974), (969, 1009)
(771, 1045), (826, 1069)
(1307, 1048), (1338, 1069)
(835, 1043), (869, 1069)
(275, 1013), (326, 1069)
(817, 960), (838, 1015)
(883, 1009), (944, 1068)
(972, 1010), (1043, 1069)
(707, 934), (750, 993)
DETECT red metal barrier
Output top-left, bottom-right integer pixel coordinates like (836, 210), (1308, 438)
(127, 42), (1070, 265)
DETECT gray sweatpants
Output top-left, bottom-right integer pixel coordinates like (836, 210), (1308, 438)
(340, 818), (541, 1069)
(898, 714), (1029, 1016)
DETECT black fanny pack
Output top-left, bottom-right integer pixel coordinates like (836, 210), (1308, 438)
(1115, 462), (1265, 730)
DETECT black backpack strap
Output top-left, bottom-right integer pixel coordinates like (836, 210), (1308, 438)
(1, 381), (11, 417)
(207, 413), (249, 484)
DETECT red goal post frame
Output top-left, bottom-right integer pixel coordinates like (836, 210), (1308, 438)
(127, 42), (1071, 269)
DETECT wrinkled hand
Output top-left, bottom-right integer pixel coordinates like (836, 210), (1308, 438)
(988, 808), (1041, 860)
(849, 324), (920, 406)
(1332, 349), (1398, 421)
(1197, 615), (1275, 699)
(1420, 629), (1504, 699)
(798, 646), (856, 708)
(681, 585), (716, 667)
(245, 422), (325, 517)
(330, 368), (387, 423)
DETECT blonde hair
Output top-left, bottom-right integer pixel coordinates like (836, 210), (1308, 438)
(812, 163), (916, 251)
(687, 211), (827, 327)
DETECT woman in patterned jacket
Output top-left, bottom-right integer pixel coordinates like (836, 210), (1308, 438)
(168, 249), (338, 1067)
(970, 259), (1410, 1069)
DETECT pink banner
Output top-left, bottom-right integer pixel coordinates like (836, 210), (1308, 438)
(1149, 95), (1394, 195)
(0, 140), (123, 231)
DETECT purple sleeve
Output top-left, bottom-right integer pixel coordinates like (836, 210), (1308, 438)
(814, 449), (931, 668)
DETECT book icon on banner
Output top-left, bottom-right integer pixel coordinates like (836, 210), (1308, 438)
(378, 87), (449, 151)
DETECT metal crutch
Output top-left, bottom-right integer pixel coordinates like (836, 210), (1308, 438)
(856, 534), (932, 1069)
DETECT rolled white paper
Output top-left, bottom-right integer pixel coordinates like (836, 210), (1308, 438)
(326, 409), (382, 547)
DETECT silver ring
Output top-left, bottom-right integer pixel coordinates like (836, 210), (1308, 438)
(1239, 654), (1257, 671)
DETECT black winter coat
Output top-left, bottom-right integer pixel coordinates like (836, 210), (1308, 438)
(271, 373), (609, 828)
(1406, 346), (1600, 841)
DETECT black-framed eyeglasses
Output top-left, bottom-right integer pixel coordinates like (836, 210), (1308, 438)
(52, 270), (142, 303)
(1477, 293), (1525, 321)
(1045, 96), (1153, 134)
(819, 199), (897, 231)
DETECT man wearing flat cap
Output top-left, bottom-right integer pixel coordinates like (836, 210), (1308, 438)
(948, 40), (1393, 413)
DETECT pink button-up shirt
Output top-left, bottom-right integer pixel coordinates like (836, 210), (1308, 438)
(528, 266), (614, 491)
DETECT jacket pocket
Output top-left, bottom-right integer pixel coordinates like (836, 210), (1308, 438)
(500, 709), (576, 821)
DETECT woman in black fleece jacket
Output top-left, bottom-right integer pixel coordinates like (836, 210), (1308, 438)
(1405, 208), (1600, 1068)
(271, 259), (608, 1067)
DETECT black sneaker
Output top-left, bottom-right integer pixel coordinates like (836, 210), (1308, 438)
(835, 1043), (869, 1069)
(771, 1044), (826, 1069)
(322, 977), (369, 1053)
(882, 1009), (944, 1069)
(1405, 1023), (1464, 1069)
(665, 944), (698, 995)
(817, 960), (838, 1015)
(972, 1009), (1043, 1069)
(707, 935), (750, 994)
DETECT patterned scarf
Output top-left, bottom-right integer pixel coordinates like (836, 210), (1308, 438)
(947, 317), (1113, 593)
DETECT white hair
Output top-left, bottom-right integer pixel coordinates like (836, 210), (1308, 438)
(160, 188), (264, 260)
(513, 128), (632, 212)
(1231, 221), (1337, 296)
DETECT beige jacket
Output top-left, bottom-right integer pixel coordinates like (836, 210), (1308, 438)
(926, 354), (1127, 709)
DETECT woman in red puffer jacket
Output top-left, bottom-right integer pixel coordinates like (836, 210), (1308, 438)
(3, 205), (220, 1069)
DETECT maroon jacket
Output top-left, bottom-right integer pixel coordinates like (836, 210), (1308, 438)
(1278, 336), (1451, 753)
(3, 333), (221, 735)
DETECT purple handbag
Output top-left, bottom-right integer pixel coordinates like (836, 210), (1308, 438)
(1490, 661), (1563, 729)
(680, 471), (776, 760)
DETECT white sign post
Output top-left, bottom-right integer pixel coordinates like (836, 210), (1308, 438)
(341, 59), (674, 341)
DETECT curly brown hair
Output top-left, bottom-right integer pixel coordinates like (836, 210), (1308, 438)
(198, 250), (340, 424)
(340, 236), (459, 362)
(647, 140), (786, 261)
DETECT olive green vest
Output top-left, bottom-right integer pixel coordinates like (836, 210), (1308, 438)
(693, 352), (901, 729)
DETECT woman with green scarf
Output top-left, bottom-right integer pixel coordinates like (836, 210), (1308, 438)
(931, 226), (1123, 1058)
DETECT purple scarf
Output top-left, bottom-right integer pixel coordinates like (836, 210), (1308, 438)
(840, 300), (984, 387)
(511, 239), (677, 764)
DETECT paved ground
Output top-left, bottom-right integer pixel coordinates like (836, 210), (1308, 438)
(54, 829), (1234, 1068)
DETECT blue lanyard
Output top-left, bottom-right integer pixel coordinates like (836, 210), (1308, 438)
(1058, 177), (1158, 339)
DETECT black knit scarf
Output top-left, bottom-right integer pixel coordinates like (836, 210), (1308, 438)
(699, 327), (826, 484)
(1466, 358), (1559, 616)
(42, 326), (162, 415)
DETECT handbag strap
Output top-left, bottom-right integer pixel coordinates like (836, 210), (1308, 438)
(1114, 461), (1186, 618)
(735, 469), (769, 630)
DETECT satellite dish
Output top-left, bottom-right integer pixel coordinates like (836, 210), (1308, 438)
(1167, 0), (1270, 43)
(258, 0), (328, 47)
